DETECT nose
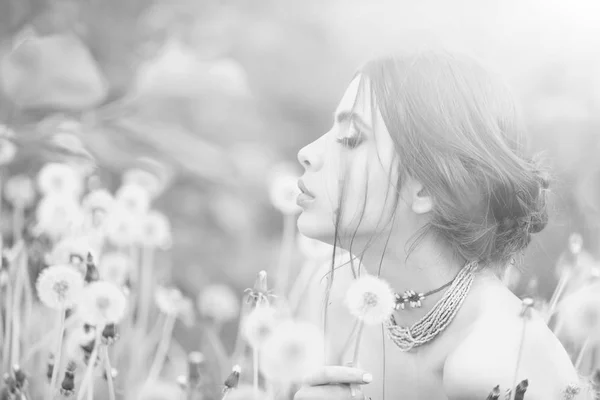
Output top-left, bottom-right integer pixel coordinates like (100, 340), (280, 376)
(297, 140), (322, 170)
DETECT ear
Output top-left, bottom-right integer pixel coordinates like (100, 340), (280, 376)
(409, 179), (433, 215)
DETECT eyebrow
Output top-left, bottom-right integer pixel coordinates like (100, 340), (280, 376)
(334, 110), (371, 131)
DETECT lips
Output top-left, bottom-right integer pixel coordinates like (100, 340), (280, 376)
(297, 179), (315, 198)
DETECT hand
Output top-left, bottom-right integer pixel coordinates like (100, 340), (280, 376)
(293, 366), (373, 400)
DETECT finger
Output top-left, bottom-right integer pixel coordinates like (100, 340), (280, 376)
(294, 384), (365, 400)
(303, 366), (373, 386)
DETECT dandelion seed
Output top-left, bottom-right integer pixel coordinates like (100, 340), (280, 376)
(139, 210), (172, 249)
(198, 284), (239, 323)
(241, 305), (278, 349)
(36, 265), (84, 309)
(260, 321), (324, 383)
(115, 183), (150, 216)
(4, 174), (36, 208)
(37, 163), (83, 198)
(345, 275), (395, 325)
(77, 281), (128, 325)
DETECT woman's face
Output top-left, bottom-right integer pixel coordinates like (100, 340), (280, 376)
(296, 75), (407, 246)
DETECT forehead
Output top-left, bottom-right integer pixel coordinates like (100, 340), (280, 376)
(335, 75), (373, 122)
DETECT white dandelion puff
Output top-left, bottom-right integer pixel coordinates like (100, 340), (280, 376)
(98, 252), (131, 286)
(115, 183), (151, 216)
(36, 265), (85, 310)
(197, 283), (239, 323)
(4, 174), (36, 208)
(345, 275), (395, 325)
(105, 206), (142, 247)
(37, 163), (83, 198)
(35, 195), (84, 239)
(139, 210), (172, 249)
(241, 305), (278, 349)
(260, 320), (325, 383)
(0, 137), (17, 165)
(77, 281), (128, 325)
(267, 164), (301, 215)
(154, 286), (194, 323)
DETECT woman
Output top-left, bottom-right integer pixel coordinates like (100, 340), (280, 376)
(293, 51), (587, 399)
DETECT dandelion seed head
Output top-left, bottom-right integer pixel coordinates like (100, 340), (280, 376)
(115, 183), (150, 216)
(37, 163), (83, 198)
(345, 275), (395, 325)
(242, 305), (278, 349)
(139, 210), (172, 249)
(198, 283), (239, 323)
(260, 320), (324, 383)
(36, 195), (84, 239)
(77, 281), (127, 325)
(36, 265), (84, 309)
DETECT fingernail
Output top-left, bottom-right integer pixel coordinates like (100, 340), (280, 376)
(362, 373), (373, 383)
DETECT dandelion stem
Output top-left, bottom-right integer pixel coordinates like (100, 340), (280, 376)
(337, 318), (360, 365)
(10, 248), (26, 366)
(575, 336), (591, 372)
(546, 270), (572, 323)
(204, 325), (229, 378)
(104, 346), (117, 400)
(145, 313), (177, 385)
(77, 326), (103, 400)
(2, 268), (13, 373)
(274, 213), (296, 295)
(510, 312), (529, 400)
(253, 346), (259, 395)
(231, 298), (251, 365)
(48, 308), (67, 400)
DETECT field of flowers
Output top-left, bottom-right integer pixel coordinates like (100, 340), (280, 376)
(0, 144), (599, 400)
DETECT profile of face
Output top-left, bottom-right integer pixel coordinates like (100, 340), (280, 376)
(296, 75), (432, 249)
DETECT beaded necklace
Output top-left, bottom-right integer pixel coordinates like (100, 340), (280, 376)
(386, 260), (479, 352)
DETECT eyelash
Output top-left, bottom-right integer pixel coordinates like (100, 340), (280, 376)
(336, 121), (364, 149)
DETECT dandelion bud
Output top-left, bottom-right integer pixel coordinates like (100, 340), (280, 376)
(12, 365), (26, 389)
(80, 339), (95, 364)
(176, 375), (188, 390)
(46, 354), (55, 382)
(2, 374), (18, 399)
(60, 361), (76, 396)
(519, 298), (534, 318)
(485, 385), (500, 400)
(223, 365), (241, 392)
(85, 253), (99, 283)
(514, 379), (529, 400)
(187, 352), (205, 387)
(101, 323), (119, 345)
(103, 368), (118, 381)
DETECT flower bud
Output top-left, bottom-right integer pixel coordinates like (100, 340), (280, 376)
(223, 365), (241, 392)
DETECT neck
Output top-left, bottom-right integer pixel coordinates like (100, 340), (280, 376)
(344, 232), (468, 326)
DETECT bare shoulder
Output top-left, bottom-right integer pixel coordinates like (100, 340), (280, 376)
(442, 282), (582, 400)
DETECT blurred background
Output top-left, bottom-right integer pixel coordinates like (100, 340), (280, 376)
(1, 0), (600, 358)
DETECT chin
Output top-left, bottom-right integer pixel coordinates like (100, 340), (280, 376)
(296, 212), (336, 246)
